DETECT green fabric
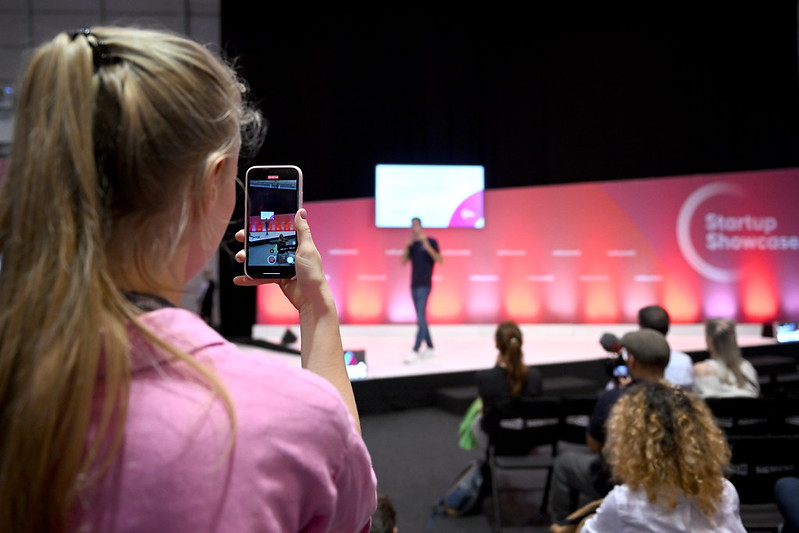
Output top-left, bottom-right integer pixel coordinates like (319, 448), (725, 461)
(458, 397), (483, 451)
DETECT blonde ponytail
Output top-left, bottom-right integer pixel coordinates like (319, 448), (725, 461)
(705, 318), (752, 389)
(0, 27), (262, 532)
(0, 33), (125, 532)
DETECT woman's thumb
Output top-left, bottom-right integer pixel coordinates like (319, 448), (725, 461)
(294, 208), (313, 244)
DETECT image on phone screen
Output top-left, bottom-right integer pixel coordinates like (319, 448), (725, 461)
(245, 166), (302, 278)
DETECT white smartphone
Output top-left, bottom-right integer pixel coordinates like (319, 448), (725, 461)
(244, 165), (303, 279)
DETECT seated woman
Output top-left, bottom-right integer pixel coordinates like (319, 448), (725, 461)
(693, 318), (760, 398)
(579, 380), (746, 532)
(471, 321), (543, 448)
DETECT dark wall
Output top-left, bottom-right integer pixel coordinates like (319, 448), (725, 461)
(221, 3), (799, 200)
(218, 3), (799, 336)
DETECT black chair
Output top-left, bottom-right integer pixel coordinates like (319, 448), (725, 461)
(726, 435), (799, 532)
(704, 396), (775, 435)
(772, 396), (799, 435)
(559, 395), (597, 446)
(482, 396), (562, 532)
(727, 434), (799, 503)
(750, 355), (798, 393)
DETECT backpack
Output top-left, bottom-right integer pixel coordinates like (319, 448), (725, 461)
(431, 459), (486, 518)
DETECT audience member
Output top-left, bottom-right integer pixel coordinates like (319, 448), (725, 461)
(775, 476), (799, 533)
(371, 490), (398, 533)
(693, 318), (760, 398)
(0, 26), (376, 532)
(471, 321), (543, 448)
(578, 380), (746, 532)
(638, 305), (694, 389)
(548, 329), (670, 525)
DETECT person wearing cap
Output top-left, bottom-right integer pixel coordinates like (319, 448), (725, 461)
(638, 305), (694, 390)
(548, 328), (671, 528)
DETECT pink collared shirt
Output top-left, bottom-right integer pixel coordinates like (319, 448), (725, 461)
(74, 308), (377, 533)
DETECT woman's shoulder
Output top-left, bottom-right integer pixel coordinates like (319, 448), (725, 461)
(476, 365), (505, 382)
(134, 308), (354, 430)
(214, 344), (353, 425)
(693, 358), (719, 377)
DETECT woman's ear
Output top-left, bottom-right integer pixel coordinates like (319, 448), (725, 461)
(197, 153), (229, 216)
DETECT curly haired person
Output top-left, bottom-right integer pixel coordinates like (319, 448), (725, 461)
(579, 380), (746, 532)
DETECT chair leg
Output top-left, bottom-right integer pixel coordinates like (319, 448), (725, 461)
(491, 464), (502, 533)
(541, 467), (554, 518)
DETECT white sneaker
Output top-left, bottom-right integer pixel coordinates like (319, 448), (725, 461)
(421, 347), (435, 359)
(404, 351), (421, 364)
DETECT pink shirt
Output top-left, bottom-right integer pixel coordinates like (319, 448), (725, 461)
(74, 308), (377, 533)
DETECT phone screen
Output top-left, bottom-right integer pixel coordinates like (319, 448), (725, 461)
(344, 349), (368, 380)
(245, 166), (303, 278)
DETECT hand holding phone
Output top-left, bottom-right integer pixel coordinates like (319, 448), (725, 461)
(244, 165), (303, 279)
(234, 208), (329, 310)
(233, 208), (361, 431)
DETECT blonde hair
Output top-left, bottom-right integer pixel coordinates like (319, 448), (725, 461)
(605, 380), (731, 517)
(495, 321), (527, 397)
(0, 27), (263, 532)
(705, 318), (751, 389)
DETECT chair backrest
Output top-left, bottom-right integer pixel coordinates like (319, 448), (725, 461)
(482, 396), (562, 456)
(772, 396), (799, 435)
(559, 395), (598, 445)
(703, 396), (775, 435)
(727, 435), (799, 504)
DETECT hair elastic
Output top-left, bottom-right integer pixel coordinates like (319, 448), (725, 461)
(70, 28), (119, 70)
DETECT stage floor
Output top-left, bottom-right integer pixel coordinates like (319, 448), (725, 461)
(242, 323), (775, 381)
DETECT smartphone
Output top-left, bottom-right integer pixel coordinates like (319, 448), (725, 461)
(244, 165), (303, 278)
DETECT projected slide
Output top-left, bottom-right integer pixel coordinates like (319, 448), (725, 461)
(258, 167), (799, 326)
(375, 164), (485, 228)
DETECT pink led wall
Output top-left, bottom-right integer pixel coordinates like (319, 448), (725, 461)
(256, 167), (799, 325)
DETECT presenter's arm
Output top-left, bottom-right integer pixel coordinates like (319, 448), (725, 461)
(233, 211), (361, 434)
(400, 242), (411, 265)
(422, 237), (443, 264)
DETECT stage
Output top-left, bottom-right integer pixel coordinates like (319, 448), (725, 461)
(245, 322), (773, 380)
(236, 323), (797, 414)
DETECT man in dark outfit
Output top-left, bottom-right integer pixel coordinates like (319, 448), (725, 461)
(548, 328), (670, 525)
(400, 217), (442, 364)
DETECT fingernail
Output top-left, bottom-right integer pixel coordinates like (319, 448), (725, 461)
(299, 208), (307, 219)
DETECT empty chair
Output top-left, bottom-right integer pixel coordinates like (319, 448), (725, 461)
(772, 396), (799, 435)
(727, 434), (799, 533)
(703, 396), (775, 435)
(727, 434), (799, 504)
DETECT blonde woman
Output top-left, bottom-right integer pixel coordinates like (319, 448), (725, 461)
(0, 27), (376, 532)
(693, 318), (760, 398)
(579, 381), (746, 532)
